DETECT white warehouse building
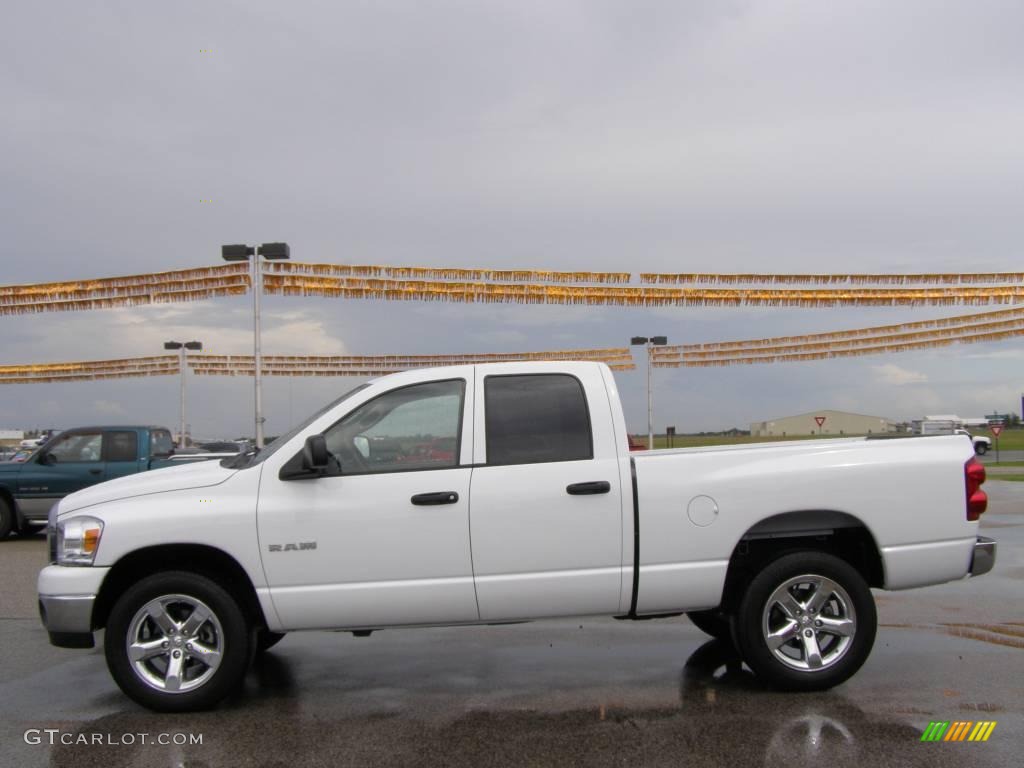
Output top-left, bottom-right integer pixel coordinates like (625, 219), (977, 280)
(750, 410), (898, 438)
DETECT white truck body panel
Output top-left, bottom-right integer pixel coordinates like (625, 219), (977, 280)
(41, 362), (983, 637)
(632, 435), (977, 613)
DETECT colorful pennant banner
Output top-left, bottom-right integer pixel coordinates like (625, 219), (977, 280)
(262, 274), (1024, 307)
(189, 349), (631, 366)
(269, 262), (632, 284)
(640, 272), (1024, 285)
(0, 355), (180, 383)
(189, 349), (635, 375)
(0, 264), (250, 316)
(654, 316), (1024, 360)
(0, 350), (634, 383)
(653, 326), (1024, 367)
(3, 263), (1024, 314)
(658, 306), (1024, 352)
(192, 364), (636, 376)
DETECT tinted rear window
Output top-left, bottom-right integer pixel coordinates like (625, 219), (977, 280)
(484, 374), (593, 465)
(104, 431), (139, 462)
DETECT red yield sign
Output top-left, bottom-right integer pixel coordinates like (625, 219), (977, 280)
(814, 416), (826, 427)
(990, 423), (1004, 438)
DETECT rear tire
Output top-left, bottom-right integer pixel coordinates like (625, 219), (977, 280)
(687, 609), (733, 641)
(104, 571), (252, 712)
(0, 498), (13, 539)
(975, 444), (987, 455)
(733, 551), (876, 692)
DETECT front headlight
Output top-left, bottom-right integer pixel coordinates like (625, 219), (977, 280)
(56, 516), (104, 566)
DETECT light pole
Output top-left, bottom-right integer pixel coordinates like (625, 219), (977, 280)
(631, 335), (668, 449)
(221, 242), (290, 449)
(164, 340), (202, 449)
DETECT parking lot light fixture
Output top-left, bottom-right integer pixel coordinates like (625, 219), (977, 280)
(221, 244), (255, 262)
(257, 242), (290, 260)
(221, 242), (290, 449)
(631, 335), (668, 449)
(164, 340), (202, 449)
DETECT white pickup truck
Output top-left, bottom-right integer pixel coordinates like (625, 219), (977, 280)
(38, 362), (996, 712)
(920, 420), (992, 455)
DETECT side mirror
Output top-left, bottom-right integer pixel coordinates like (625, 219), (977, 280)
(39, 452), (56, 466)
(302, 435), (330, 473)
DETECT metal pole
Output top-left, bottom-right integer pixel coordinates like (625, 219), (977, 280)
(647, 341), (653, 449)
(253, 255), (265, 448)
(179, 347), (187, 449)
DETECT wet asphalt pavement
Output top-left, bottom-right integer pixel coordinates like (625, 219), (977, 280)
(1, 483), (1021, 767)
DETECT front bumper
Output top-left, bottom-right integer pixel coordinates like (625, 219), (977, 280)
(969, 536), (997, 577)
(38, 596), (95, 648)
(37, 564), (110, 648)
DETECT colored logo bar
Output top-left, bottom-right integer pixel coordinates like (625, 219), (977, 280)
(921, 721), (997, 742)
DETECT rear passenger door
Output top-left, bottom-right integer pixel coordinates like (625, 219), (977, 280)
(103, 430), (144, 481)
(469, 367), (625, 621)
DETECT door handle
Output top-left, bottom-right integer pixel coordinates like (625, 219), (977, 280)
(89, 468), (103, 476)
(566, 481), (611, 495)
(411, 491), (460, 506)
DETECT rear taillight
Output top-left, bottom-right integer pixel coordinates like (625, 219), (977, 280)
(965, 458), (987, 521)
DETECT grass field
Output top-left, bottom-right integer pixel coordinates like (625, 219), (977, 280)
(639, 428), (1024, 451)
(990, 474), (1024, 482)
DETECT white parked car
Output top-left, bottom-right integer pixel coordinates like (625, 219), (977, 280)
(38, 362), (995, 711)
(954, 428), (992, 455)
(920, 421), (992, 455)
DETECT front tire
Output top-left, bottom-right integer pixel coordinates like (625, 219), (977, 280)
(104, 571), (251, 712)
(733, 552), (876, 692)
(15, 523), (45, 537)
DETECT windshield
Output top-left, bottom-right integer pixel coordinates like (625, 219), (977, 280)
(223, 384), (370, 469)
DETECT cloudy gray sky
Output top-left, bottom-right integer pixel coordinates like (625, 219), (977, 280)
(2, 0), (1023, 438)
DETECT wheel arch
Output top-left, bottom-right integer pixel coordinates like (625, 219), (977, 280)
(92, 544), (268, 631)
(718, 509), (885, 613)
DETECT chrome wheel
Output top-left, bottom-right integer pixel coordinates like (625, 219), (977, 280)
(761, 574), (856, 672)
(126, 594), (224, 694)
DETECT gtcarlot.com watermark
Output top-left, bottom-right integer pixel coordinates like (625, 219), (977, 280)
(24, 729), (202, 747)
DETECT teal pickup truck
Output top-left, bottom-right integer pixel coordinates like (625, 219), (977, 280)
(0, 426), (225, 538)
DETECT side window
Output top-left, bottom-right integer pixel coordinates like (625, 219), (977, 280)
(323, 379), (464, 474)
(150, 430), (174, 458)
(104, 431), (139, 462)
(485, 374), (593, 465)
(47, 432), (103, 463)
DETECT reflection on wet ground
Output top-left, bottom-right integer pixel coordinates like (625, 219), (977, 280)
(22, 638), (1012, 768)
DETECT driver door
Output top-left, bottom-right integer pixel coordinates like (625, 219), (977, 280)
(257, 376), (479, 630)
(16, 430), (105, 519)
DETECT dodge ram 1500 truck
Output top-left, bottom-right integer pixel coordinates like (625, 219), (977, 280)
(37, 363), (996, 711)
(0, 426), (224, 539)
